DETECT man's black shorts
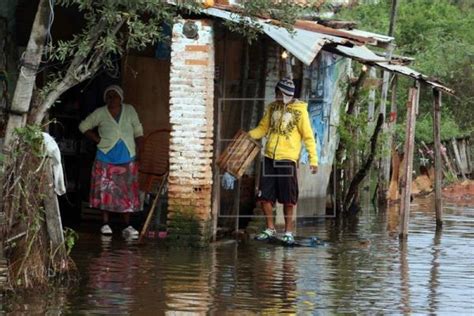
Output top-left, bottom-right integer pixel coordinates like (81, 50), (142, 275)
(257, 157), (298, 206)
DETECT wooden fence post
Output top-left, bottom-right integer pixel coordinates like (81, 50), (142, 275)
(432, 89), (443, 228)
(451, 138), (467, 180)
(44, 160), (66, 259)
(399, 83), (419, 239)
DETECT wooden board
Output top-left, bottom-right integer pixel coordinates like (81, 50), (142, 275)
(122, 55), (171, 135)
(217, 129), (261, 179)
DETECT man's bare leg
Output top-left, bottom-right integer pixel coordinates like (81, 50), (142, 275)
(283, 204), (294, 233)
(261, 201), (275, 230)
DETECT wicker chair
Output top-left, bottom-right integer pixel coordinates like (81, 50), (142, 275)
(139, 129), (170, 193)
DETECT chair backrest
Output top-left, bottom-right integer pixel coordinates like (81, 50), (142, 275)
(139, 129), (170, 177)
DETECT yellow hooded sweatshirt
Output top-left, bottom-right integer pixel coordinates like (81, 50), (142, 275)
(249, 100), (318, 166)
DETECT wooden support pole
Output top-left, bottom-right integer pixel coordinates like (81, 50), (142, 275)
(388, 0), (399, 37)
(399, 83), (419, 239)
(432, 89), (443, 228)
(44, 161), (66, 258)
(451, 138), (467, 180)
(378, 46), (394, 203)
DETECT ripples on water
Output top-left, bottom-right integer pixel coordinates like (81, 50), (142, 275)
(2, 199), (473, 314)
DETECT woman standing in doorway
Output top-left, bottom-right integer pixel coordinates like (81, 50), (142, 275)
(79, 85), (144, 239)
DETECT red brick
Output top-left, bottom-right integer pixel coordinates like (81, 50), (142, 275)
(185, 59), (209, 66)
(185, 45), (210, 52)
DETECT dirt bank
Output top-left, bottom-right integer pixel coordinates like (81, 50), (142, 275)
(442, 180), (474, 203)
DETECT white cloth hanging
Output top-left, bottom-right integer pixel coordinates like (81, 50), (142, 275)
(42, 133), (66, 196)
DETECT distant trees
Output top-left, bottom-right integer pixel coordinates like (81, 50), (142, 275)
(337, 0), (474, 142)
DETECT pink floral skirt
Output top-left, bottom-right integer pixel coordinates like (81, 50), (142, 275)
(90, 160), (140, 213)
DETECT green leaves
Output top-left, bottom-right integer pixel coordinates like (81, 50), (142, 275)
(63, 227), (79, 255)
(14, 125), (44, 157)
(337, 0), (474, 130)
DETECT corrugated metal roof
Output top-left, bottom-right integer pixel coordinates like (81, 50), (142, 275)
(200, 7), (452, 93)
(203, 7), (347, 65)
(332, 45), (388, 62)
(342, 29), (394, 46)
(376, 62), (454, 95)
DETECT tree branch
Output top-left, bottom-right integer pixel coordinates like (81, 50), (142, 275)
(346, 69), (367, 115)
(343, 113), (384, 212)
(31, 18), (126, 124)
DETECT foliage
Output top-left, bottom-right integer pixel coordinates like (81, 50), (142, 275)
(337, 0), (474, 130)
(394, 109), (462, 149)
(32, 0), (304, 121)
(2, 124), (74, 289)
(338, 110), (371, 156)
(13, 124), (44, 156)
(63, 227), (79, 256)
(223, 0), (307, 42)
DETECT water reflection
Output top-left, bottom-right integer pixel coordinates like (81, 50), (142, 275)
(84, 236), (138, 314)
(1, 200), (473, 314)
(399, 240), (411, 314)
(428, 229), (442, 314)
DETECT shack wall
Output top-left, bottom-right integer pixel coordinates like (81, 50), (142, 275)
(167, 19), (215, 245)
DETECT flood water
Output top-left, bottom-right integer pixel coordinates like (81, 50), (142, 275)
(2, 198), (473, 314)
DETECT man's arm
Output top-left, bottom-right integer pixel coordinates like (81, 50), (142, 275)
(299, 109), (318, 173)
(248, 107), (270, 140)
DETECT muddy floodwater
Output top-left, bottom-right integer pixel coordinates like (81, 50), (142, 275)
(2, 198), (473, 314)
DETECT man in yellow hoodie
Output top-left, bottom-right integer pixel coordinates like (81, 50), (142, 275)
(249, 78), (318, 245)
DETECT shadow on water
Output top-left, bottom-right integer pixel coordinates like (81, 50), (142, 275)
(2, 197), (473, 314)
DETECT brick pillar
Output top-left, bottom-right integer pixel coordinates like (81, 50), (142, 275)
(167, 19), (215, 246)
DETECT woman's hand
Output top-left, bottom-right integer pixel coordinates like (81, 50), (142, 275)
(85, 130), (100, 144)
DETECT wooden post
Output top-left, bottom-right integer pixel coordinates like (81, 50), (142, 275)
(211, 30), (228, 242)
(378, 46), (394, 203)
(388, 0), (399, 37)
(399, 83), (419, 239)
(364, 67), (377, 198)
(432, 90), (443, 228)
(451, 138), (467, 180)
(465, 138), (472, 175)
(44, 161), (66, 258)
(458, 139), (469, 175)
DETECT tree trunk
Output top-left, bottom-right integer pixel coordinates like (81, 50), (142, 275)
(3, 0), (49, 149)
(343, 113), (384, 213)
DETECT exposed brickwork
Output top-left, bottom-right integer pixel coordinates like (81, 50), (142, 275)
(185, 45), (210, 53)
(167, 19), (215, 245)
